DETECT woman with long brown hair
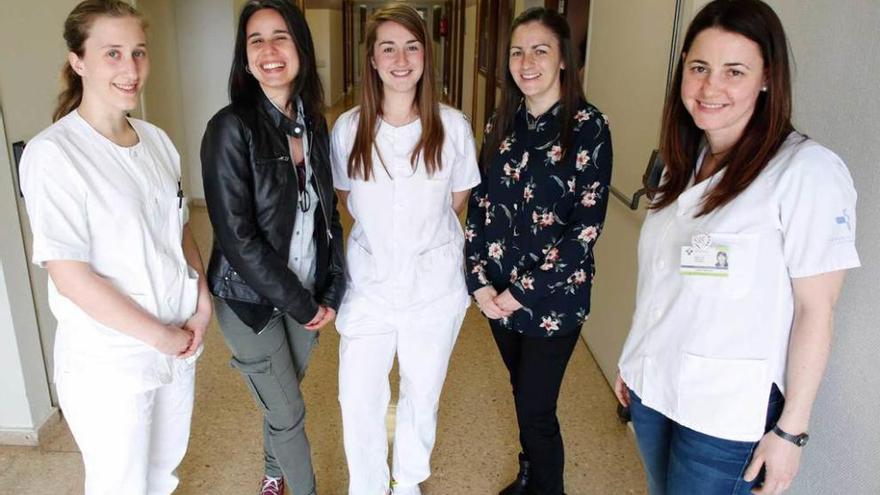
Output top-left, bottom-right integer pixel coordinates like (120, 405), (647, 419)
(615, 1), (860, 493)
(329, 4), (480, 494)
(19, 1), (211, 493)
(464, 7), (612, 495)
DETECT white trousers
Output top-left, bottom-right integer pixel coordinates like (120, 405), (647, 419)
(57, 364), (195, 495)
(337, 298), (466, 495)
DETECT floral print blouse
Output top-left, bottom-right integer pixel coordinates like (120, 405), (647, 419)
(465, 99), (613, 337)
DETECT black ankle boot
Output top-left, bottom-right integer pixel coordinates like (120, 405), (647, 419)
(499, 453), (530, 495)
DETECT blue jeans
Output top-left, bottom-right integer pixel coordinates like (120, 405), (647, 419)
(628, 385), (784, 495)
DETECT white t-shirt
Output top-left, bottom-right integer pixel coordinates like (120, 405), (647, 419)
(20, 110), (200, 391)
(330, 105), (481, 315)
(618, 132), (860, 441)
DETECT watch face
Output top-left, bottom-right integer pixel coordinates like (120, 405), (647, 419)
(796, 434), (810, 447)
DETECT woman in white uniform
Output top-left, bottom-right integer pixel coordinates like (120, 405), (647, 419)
(614, 1), (860, 494)
(330, 4), (480, 494)
(19, 1), (211, 493)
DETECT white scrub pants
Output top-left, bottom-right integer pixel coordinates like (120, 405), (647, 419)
(337, 298), (466, 494)
(57, 365), (195, 495)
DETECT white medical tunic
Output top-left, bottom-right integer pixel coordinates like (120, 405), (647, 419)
(20, 110), (200, 392)
(330, 105), (481, 318)
(618, 133), (860, 442)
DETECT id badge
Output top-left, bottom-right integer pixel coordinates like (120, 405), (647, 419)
(680, 245), (730, 277)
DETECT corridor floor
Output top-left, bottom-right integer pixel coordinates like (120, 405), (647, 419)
(0, 100), (647, 495)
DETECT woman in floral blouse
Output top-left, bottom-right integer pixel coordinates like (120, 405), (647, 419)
(465, 7), (612, 495)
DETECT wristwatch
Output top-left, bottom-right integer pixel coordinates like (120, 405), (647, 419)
(772, 424), (810, 447)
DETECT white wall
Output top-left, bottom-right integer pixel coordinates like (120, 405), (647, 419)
(0, 109), (54, 444)
(0, 0), (78, 436)
(772, 2), (880, 492)
(173, 0), (235, 200)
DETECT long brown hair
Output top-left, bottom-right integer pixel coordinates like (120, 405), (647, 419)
(347, 3), (444, 181)
(481, 7), (583, 169)
(651, 0), (794, 215)
(53, 0), (146, 122)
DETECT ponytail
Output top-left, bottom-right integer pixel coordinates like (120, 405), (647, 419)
(53, 62), (84, 122)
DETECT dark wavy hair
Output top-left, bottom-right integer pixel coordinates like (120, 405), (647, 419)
(229, 0), (324, 123)
(480, 7), (583, 169)
(651, 0), (795, 215)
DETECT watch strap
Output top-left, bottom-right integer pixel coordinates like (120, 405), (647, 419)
(772, 424), (809, 447)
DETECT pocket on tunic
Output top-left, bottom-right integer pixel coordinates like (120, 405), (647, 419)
(681, 232), (758, 299)
(345, 237), (378, 287)
(413, 239), (466, 304)
(677, 353), (768, 441)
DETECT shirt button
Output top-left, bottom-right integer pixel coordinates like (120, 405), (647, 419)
(656, 259), (666, 270)
(296, 231), (300, 235)
(653, 308), (663, 321)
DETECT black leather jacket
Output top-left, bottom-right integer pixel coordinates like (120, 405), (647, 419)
(201, 93), (345, 331)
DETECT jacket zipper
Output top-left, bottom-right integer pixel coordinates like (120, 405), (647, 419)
(306, 129), (333, 242)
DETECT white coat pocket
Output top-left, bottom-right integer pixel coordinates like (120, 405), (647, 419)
(412, 239), (466, 305)
(677, 353), (768, 441)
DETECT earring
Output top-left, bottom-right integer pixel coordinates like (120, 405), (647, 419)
(245, 65), (252, 74)
(761, 85), (768, 92)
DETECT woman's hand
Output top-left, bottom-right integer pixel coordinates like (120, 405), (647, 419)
(474, 286), (511, 319)
(744, 430), (802, 494)
(614, 372), (630, 407)
(155, 326), (194, 356)
(180, 300), (212, 359)
(305, 305), (335, 331)
(494, 289), (523, 312)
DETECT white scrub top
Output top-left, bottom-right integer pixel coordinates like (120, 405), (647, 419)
(330, 105), (481, 314)
(20, 110), (200, 392)
(618, 132), (860, 442)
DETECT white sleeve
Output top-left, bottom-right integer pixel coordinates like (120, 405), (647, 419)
(330, 115), (352, 191)
(450, 113), (481, 192)
(777, 143), (860, 278)
(20, 139), (91, 267)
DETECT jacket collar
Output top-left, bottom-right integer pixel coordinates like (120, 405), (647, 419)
(258, 91), (306, 137)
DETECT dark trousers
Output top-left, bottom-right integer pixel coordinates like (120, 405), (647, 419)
(491, 323), (581, 495)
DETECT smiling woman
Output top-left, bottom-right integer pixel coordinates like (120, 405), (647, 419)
(330, 4), (480, 494)
(615, 2), (861, 494)
(200, 1), (346, 494)
(19, 1), (212, 493)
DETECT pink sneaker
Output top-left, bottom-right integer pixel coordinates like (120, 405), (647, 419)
(260, 475), (285, 495)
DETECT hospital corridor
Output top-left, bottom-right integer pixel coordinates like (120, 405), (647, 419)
(1, 1), (878, 494)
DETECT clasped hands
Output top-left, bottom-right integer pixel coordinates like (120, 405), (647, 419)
(473, 286), (523, 319)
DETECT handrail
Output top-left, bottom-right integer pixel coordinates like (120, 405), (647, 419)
(609, 149), (663, 211)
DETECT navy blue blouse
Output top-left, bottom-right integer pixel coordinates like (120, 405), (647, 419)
(465, 99), (613, 337)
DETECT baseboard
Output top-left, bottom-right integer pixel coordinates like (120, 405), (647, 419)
(0, 407), (60, 446)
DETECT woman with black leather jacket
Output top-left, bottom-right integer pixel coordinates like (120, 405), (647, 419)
(200, 1), (344, 494)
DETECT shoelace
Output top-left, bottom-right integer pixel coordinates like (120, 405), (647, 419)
(260, 477), (283, 495)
